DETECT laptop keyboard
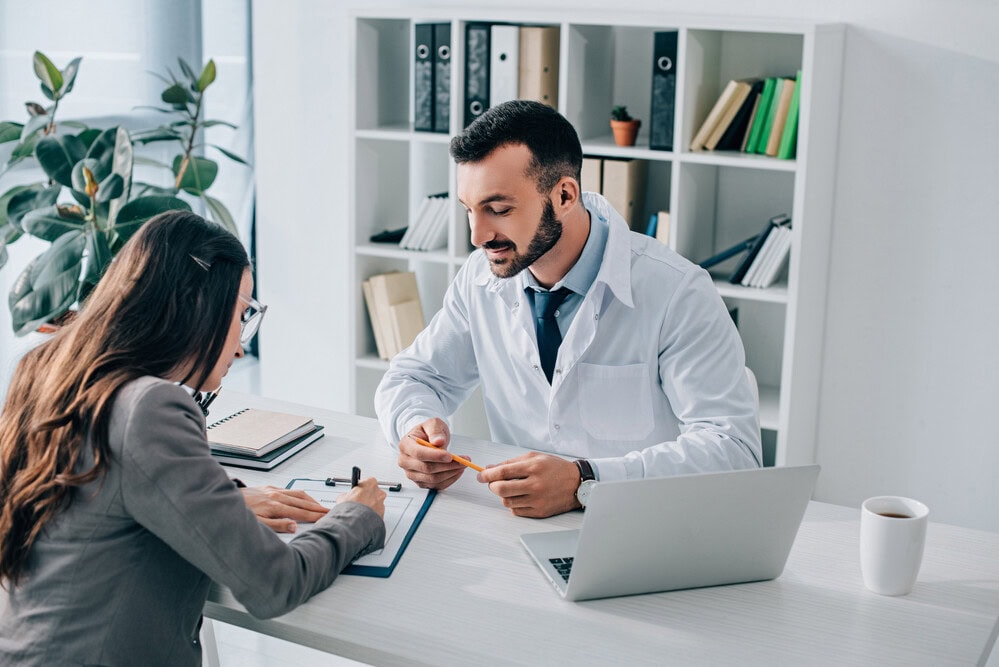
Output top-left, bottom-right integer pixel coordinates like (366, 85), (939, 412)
(549, 557), (574, 582)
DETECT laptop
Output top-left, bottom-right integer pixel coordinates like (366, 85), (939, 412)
(520, 464), (820, 601)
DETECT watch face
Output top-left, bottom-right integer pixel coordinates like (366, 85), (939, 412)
(576, 479), (597, 508)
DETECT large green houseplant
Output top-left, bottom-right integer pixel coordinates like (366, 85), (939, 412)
(0, 51), (245, 335)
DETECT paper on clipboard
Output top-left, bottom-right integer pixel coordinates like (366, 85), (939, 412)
(282, 478), (434, 577)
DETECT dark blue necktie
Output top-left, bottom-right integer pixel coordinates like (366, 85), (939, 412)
(533, 287), (572, 384)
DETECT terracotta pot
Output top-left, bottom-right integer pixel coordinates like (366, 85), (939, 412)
(610, 119), (641, 146)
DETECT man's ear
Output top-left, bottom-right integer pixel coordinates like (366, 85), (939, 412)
(552, 176), (580, 214)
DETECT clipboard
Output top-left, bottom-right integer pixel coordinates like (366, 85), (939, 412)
(284, 478), (435, 578)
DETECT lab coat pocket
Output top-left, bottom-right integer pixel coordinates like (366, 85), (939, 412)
(577, 363), (654, 441)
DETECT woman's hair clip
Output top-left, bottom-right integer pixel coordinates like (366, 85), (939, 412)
(190, 254), (211, 271)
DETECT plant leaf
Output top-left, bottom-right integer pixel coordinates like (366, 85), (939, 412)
(61, 57), (82, 95)
(76, 128), (102, 150)
(96, 173), (124, 203)
(208, 144), (249, 165)
(131, 156), (172, 170)
(200, 119), (238, 130)
(111, 195), (191, 245)
(0, 122), (23, 144)
(36, 134), (87, 186)
(82, 127), (119, 182)
(7, 185), (59, 232)
(202, 194), (238, 236)
(9, 230), (86, 336)
(197, 59), (217, 92)
(0, 185), (35, 239)
(172, 155), (218, 194)
(21, 205), (87, 242)
(33, 52), (64, 97)
(107, 127), (133, 226)
(71, 158), (101, 194)
(178, 57), (197, 82)
(161, 83), (192, 106)
(80, 228), (113, 301)
(131, 129), (184, 144)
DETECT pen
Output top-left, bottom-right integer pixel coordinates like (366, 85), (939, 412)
(326, 477), (402, 492)
(413, 437), (484, 472)
(351, 466), (360, 488)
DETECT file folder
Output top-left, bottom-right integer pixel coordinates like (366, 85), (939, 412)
(464, 22), (491, 127)
(649, 31), (678, 151)
(490, 24), (519, 106)
(518, 26), (559, 108)
(433, 23), (451, 133)
(414, 23), (434, 132)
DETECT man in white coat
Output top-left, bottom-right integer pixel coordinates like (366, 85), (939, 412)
(375, 100), (761, 518)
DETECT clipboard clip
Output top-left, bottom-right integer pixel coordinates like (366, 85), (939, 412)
(325, 476), (402, 492)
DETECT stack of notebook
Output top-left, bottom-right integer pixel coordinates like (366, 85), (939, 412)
(208, 408), (324, 470)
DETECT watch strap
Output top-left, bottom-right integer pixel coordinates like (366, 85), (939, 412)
(575, 459), (596, 482)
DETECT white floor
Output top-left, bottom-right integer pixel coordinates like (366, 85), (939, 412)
(209, 357), (368, 666)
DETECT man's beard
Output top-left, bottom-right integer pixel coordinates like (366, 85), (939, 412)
(481, 200), (563, 278)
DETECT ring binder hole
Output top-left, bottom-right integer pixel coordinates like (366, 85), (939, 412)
(658, 56), (673, 71)
(417, 45), (430, 58)
(438, 45), (450, 59)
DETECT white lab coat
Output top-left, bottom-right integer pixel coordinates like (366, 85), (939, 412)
(375, 193), (761, 481)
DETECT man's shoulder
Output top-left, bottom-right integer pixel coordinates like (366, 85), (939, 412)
(626, 229), (698, 279)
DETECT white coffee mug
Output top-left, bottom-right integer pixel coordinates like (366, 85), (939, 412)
(860, 496), (929, 596)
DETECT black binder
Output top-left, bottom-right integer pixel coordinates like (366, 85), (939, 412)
(414, 23), (434, 132)
(464, 22), (490, 127)
(433, 23), (451, 133)
(649, 31), (678, 151)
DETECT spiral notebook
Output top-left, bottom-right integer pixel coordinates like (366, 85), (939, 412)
(207, 408), (316, 457)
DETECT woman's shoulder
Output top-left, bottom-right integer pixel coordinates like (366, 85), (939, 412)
(111, 377), (203, 445)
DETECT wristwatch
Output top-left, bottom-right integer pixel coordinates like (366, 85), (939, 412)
(574, 459), (597, 509)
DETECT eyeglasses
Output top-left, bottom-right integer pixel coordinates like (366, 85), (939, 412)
(239, 294), (267, 346)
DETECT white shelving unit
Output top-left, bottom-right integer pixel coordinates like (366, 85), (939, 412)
(349, 9), (844, 465)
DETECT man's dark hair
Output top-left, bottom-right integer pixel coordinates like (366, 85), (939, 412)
(449, 100), (583, 194)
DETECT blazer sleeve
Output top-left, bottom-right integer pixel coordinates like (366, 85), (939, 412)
(117, 382), (385, 619)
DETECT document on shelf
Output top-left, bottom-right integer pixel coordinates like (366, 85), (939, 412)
(281, 478), (435, 577)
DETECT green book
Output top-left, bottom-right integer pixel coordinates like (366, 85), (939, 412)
(754, 77), (787, 154)
(777, 71), (802, 159)
(744, 77), (776, 154)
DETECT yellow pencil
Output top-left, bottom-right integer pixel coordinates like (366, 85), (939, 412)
(413, 436), (484, 472)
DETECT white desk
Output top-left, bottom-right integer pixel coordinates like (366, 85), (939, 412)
(204, 392), (999, 666)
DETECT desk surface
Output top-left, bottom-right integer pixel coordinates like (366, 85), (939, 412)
(205, 392), (999, 666)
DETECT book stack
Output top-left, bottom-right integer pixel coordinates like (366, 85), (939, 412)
(399, 193), (450, 251)
(689, 70), (801, 159)
(698, 214), (792, 289)
(209, 408), (325, 470)
(362, 271), (426, 359)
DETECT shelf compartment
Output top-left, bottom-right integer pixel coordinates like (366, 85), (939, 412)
(355, 18), (411, 131)
(674, 162), (794, 272)
(565, 23), (679, 151)
(681, 29), (804, 154)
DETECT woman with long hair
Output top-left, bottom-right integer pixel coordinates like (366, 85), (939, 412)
(0, 211), (386, 665)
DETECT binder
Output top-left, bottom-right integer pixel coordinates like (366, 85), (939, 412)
(490, 24), (519, 106)
(649, 31), (678, 151)
(580, 156), (603, 193)
(414, 23), (434, 132)
(433, 23), (451, 133)
(464, 22), (491, 127)
(601, 158), (648, 232)
(518, 26), (559, 107)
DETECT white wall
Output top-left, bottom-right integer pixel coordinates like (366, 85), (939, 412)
(250, 0), (999, 532)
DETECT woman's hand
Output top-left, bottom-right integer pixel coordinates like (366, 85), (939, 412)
(241, 485), (329, 533)
(336, 477), (387, 518)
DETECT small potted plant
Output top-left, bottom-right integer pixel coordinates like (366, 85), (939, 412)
(610, 105), (641, 146)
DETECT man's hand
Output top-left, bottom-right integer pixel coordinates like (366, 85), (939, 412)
(396, 418), (469, 490)
(241, 485), (329, 533)
(476, 452), (581, 518)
